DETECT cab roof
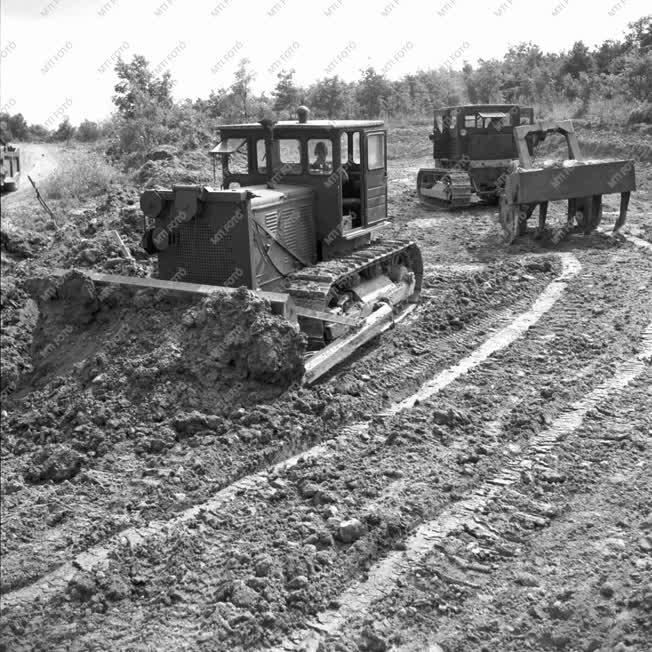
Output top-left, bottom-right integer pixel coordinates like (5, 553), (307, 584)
(219, 119), (384, 133)
(435, 104), (533, 113)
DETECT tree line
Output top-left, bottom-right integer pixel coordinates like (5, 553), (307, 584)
(1, 15), (649, 155)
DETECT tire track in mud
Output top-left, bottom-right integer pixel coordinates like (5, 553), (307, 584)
(0, 261), (548, 598)
(396, 380), (651, 652)
(283, 322), (652, 651)
(359, 305), (522, 403)
(341, 258), (559, 405)
(388, 254), (580, 413)
(596, 227), (652, 252)
(0, 254), (580, 616)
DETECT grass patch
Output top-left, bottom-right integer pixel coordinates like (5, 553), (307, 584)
(41, 147), (125, 203)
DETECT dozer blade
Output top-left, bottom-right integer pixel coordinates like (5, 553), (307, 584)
(417, 168), (472, 209)
(302, 278), (417, 385)
(48, 244), (421, 386)
(507, 122), (636, 238)
(303, 303), (394, 385)
(47, 269), (298, 321)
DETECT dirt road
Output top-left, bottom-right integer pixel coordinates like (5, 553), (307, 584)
(0, 132), (651, 651)
(1, 142), (61, 214)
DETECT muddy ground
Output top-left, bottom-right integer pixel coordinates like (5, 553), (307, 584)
(0, 126), (651, 652)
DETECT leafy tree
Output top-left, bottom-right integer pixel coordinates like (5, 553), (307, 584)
(505, 42), (544, 70)
(28, 124), (49, 141)
(76, 119), (101, 141)
(0, 113), (12, 141)
(53, 118), (75, 143)
(231, 58), (256, 120)
(561, 41), (593, 79)
(622, 51), (652, 101)
(309, 76), (348, 118)
(114, 92), (170, 153)
(356, 67), (390, 118)
(624, 15), (652, 51)
(8, 113), (28, 140)
(113, 55), (174, 118)
(272, 69), (301, 117)
(465, 59), (504, 103)
(594, 40), (628, 74)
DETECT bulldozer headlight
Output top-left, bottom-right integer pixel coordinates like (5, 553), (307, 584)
(152, 226), (170, 250)
(140, 190), (164, 218)
(460, 129), (467, 137)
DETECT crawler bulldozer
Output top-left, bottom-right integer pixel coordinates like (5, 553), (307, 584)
(417, 104), (535, 208)
(72, 107), (422, 384)
(0, 139), (21, 192)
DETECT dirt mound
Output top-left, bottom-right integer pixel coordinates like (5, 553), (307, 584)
(181, 288), (306, 384)
(1, 271), (306, 472)
(133, 159), (206, 189)
(132, 149), (214, 189)
(146, 145), (177, 162)
(24, 444), (84, 483)
(59, 231), (148, 276)
(29, 271), (305, 385)
(1, 227), (48, 259)
(0, 276), (39, 394)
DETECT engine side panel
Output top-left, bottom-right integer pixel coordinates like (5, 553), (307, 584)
(251, 194), (316, 291)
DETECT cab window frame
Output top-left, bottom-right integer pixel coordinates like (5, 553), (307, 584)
(308, 138), (335, 175)
(255, 137), (304, 175)
(366, 132), (385, 171)
(224, 139), (249, 175)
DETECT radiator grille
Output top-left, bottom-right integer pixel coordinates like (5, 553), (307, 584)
(158, 218), (243, 286)
(264, 210), (279, 232)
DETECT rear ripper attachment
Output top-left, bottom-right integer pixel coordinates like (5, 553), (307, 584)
(498, 120), (636, 243)
(137, 109), (423, 383)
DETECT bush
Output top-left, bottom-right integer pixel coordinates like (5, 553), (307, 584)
(76, 120), (102, 142)
(40, 149), (124, 202)
(627, 103), (652, 124)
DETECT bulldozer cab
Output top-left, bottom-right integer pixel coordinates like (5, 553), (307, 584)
(431, 104), (534, 166)
(211, 110), (388, 254)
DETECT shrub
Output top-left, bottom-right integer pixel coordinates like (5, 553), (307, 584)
(40, 149), (124, 202)
(76, 120), (102, 142)
(627, 103), (652, 124)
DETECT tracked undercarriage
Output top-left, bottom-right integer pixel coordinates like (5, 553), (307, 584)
(287, 239), (422, 347)
(416, 169), (473, 209)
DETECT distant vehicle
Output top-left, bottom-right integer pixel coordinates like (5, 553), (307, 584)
(417, 104), (535, 208)
(1, 138), (21, 192)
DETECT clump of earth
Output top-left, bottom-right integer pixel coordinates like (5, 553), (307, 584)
(26, 270), (307, 389)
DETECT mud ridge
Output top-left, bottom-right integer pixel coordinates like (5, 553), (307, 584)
(1, 254), (578, 615)
(286, 321), (652, 650)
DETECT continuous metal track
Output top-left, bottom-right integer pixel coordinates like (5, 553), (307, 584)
(286, 239), (423, 346)
(286, 239), (423, 305)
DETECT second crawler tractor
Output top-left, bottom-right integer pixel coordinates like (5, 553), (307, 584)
(417, 104), (534, 208)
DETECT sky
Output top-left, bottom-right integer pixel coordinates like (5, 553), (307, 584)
(0, 0), (648, 125)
